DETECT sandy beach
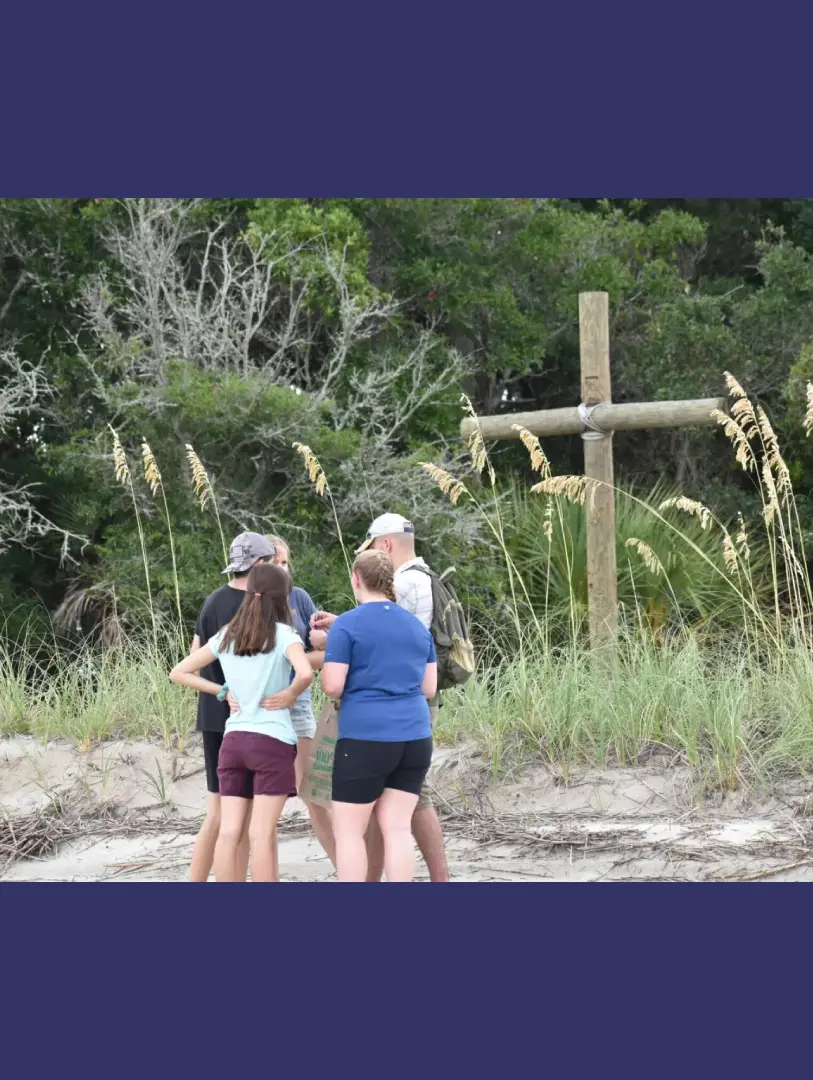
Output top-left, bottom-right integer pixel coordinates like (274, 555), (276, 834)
(2, 735), (812, 882)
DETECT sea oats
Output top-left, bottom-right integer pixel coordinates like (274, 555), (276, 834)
(512, 425), (550, 477)
(532, 475), (590, 505)
(757, 406), (792, 501)
(805, 383), (813, 438)
(659, 495), (712, 531)
(419, 462), (468, 506)
(625, 537), (664, 577)
(109, 425), (130, 487)
(724, 372), (747, 400)
(185, 444), (212, 510)
(711, 409), (751, 471)
(543, 501), (553, 543)
(762, 462), (779, 526)
(730, 396), (758, 435)
(735, 514), (750, 561)
(293, 442), (328, 497)
(722, 532), (738, 576)
(460, 394), (488, 474)
(141, 441), (162, 497)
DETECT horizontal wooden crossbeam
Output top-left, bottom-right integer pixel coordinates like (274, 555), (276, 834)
(460, 397), (727, 442)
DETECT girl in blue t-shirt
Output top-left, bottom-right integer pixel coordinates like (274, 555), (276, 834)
(322, 549), (437, 882)
(170, 562), (313, 882)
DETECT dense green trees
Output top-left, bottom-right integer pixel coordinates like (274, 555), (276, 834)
(3, 198), (813, 640)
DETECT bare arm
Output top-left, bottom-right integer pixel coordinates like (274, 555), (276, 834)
(170, 644), (222, 696)
(189, 634), (201, 675)
(231, 648), (325, 715)
(251, 643), (314, 712)
(321, 661), (349, 700)
(287, 642), (314, 700)
(422, 661), (438, 700)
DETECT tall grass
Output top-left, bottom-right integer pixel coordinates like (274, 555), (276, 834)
(418, 374), (813, 788)
(433, 625), (813, 790)
(186, 444), (228, 567)
(142, 441), (183, 629)
(109, 425), (156, 647)
(4, 372), (813, 797)
(292, 442), (354, 582)
(0, 625), (195, 750)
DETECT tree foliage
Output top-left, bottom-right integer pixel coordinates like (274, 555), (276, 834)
(3, 198), (813, 640)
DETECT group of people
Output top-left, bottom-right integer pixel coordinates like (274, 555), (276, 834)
(169, 514), (451, 883)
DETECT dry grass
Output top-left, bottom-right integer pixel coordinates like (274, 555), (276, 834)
(0, 776), (317, 877)
(185, 443), (228, 566)
(625, 538), (664, 577)
(419, 462), (468, 506)
(293, 442), (352, 579)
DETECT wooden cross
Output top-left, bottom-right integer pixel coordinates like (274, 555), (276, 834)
(460, 291), (727, 651)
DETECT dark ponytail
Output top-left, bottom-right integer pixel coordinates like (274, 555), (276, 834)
(220, 563), (292, 657)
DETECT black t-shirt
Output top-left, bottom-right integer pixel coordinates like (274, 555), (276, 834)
(193, 584), (247, 733)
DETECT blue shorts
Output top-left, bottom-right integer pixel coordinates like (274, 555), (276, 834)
(290, 697), (317, 740)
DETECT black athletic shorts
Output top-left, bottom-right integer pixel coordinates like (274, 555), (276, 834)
(202, 730), (224, 794)
(332, 737), (433, 805)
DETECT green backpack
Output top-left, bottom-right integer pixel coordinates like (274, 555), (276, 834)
(410, 565), (475, 691)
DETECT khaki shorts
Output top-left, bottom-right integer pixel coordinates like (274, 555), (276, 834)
(416, 697), (439, 811)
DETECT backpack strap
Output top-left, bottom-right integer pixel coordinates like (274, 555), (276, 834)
(404, 563), (434, 579)
(404, 563), (456, 583)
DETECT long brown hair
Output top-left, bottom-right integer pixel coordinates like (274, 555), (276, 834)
(353, 550), (396, 602)
(220, 563), (293, 657)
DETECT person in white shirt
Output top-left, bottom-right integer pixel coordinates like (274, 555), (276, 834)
(311, 513), (450, 882)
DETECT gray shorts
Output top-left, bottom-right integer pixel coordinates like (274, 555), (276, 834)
(290, 696), (317, 740)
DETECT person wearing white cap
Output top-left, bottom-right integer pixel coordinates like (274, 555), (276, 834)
(311, 513), (450, 882)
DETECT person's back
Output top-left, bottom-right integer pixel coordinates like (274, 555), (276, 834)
(329, 601), (433, 742)
(322, 550), (437, 882)
(195, 584), (247, 733)
(210, 621), (302, 745)
(171, 560), (314, 882)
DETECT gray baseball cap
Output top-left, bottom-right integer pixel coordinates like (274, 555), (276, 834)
(222, 531), (277, 575)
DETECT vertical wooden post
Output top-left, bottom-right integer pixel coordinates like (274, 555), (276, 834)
(579, 292), (618, 650)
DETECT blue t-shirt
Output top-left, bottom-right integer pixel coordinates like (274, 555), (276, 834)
(289, 586), (317, 704)
(323, 601), (436, 742)
(208, 622), (303, 745)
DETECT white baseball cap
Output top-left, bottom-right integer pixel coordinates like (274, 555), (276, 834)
(355, 513), (415, 554)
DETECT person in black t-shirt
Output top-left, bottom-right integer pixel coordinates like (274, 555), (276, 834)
(187, 531), (277, 882)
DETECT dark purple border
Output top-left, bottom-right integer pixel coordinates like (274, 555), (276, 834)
(3, 6), (811, 194)
(3, 6), (812, 1073)
(2, 883), (810, 1074)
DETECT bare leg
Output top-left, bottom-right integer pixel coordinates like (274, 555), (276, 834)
(189, 794), (221, 882)
(377, 788), (420, 882)
(248, 795), (288, 882)
(307, 803), (336, 868)
(236, 801), (252, 880)
(412, 806), (450, 882)
(296, 737), (336, 868)
(365, 809), (385, 882)
(213, 797), (251, 881)
(190, 795), (252, 882)
(332, 801), (376, 882)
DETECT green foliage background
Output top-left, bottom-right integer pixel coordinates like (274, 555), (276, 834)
(3, 198), (813, 643)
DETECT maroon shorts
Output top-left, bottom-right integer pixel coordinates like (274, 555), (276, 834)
(217, 731), (298, 799)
